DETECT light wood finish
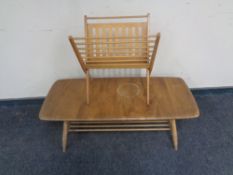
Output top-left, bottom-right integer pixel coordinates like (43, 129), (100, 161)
(86, 14), (150, 20)
(69, 128), (170, 132)
(62, 121), (69, 152)
(40, 77), (200, 151)
(70, 120), (170, 124)
(68, 14), (161, 104)
(170, 120), (178, 150)
(146, 69), (150, 104)
(69, 36), (87, 73)
(68, 120), (170, 131)
(86, 71), (90, 104)
(68, 120), (169, 129)
(40, 77), (199, 121)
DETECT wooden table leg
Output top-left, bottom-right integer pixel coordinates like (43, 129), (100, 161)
(170, 119), (178, 151)
(62, 121), (69, 152)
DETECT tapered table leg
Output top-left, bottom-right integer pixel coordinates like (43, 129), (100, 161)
(62, 121), (69, 152)
(170, 119), (178, 150)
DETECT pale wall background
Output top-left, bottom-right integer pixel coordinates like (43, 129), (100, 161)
(0, 0), (233, 99)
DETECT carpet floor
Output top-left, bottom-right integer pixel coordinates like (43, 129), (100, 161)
(0, 91), (233, 175)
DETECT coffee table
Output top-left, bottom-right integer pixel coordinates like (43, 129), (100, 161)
(39, 77), (199, 152)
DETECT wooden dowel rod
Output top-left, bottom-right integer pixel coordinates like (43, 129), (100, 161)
(74, 35), (157, 40)
(82, 56), (152, 59)
(86, 56), (147, 59)
(147, 69), (150, 105)
(70, 120), (169, 124)
(86, 57), (148, 60)
(69, 124), (169, 128)
(69, 128), (170, 132)
(86, 60), (147, 63)
(83, 58), (154, 62)
(86, 71), (90, 104)
(86, 65), (150, 69)
(83, 56), (152, 58)
(86, 15), (149, 20)
(82, 54), (150, 56)
(80, 51), (153, 54)
(76, 40), (155, 45)
(80, 52), (152, 55)
(77, 46), (154, 50)
(80, 54), (152, 57)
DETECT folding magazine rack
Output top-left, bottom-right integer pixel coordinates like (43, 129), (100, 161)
(69, 14), (160, 104)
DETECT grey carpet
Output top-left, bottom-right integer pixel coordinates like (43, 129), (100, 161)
(0, 91), (233, 175)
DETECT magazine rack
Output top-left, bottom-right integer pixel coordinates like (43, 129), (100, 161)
(69, 14), (160, 104)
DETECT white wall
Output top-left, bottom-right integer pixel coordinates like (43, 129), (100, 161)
(0, 0), (233, 99)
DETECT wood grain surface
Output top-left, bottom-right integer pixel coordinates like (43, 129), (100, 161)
(39, 77), (199, 121)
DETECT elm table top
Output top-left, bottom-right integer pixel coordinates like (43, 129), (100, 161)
(39, 77), (199, 121)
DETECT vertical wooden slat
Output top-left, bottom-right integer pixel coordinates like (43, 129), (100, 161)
(101, 27), (107, 57)
(84, 15), (89, 58)
(88, 26), (95, 57)
(146, 17), (150, 59)
(99, 28), (103, 57)
(117, 27), (122, 56)
(128, 26), (133, 56)
(121, 26), (127, 56)
(141, 23), (148, 59)
(134, 25), (140, 57)
(108, 27), (113, 56)
(95, 26), (100, 57)
(113, 27), (118, 56)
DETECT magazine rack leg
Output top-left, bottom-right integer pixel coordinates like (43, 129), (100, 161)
(147, 69), (150, 105)
(62, 121), (69, 152)
(86, 71), (90, 104)
(170, 119), (178, 150)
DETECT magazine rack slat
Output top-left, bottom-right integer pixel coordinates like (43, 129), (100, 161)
(69, 14), (160, 104)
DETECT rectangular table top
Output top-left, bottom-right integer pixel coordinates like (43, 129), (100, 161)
(39, 77), (199, 121)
